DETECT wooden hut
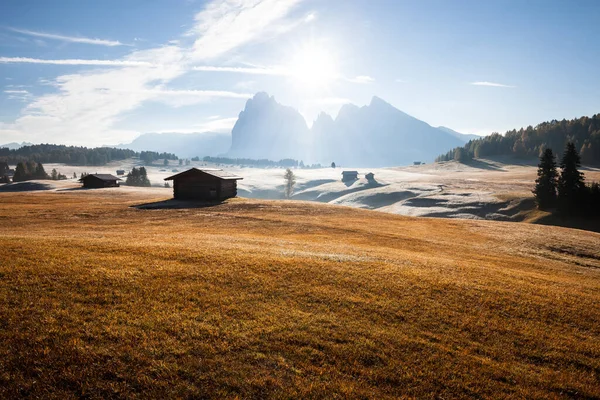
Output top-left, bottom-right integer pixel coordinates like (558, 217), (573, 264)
(341, 170), (358, 182)
(80, 174), (121, 188)
(116, 169), (125, 176)
(164, 168), (243, 200)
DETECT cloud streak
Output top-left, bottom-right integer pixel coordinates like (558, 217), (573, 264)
(0, 0), (306, 145)
(192, 65), (289, 76)
(0, 57), (152, 67)
(7, 27), (124, 47)
(470, 81), (515, 88)
(189, 0), (303, 60)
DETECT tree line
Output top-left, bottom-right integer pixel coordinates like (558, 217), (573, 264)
(0, 144), (137, 166)
(436, 114), (600, 164)
(140, 151), (178, 166)
(533, 142), (600, 216)
(202, 156), (322, 169)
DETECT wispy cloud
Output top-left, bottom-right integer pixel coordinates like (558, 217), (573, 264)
(0, 0), (307, 145)
(192, 65), (289, 75)
(194, 116), (239, 132)
(7, 27), (124, 47)
(0, 57), (152, 67)
(189, 0), (303, 60)
(146, 89), (252, 107)
(3, 89), (32, 102)
(470, 81), (515, 88)
(194, 65), (374, 86)
(346, 75), (375, 84)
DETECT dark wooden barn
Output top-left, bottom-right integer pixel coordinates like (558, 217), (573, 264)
(80, 174), (121, 188)
(164, 168), (243, 200)
(341, 170), (358, 182)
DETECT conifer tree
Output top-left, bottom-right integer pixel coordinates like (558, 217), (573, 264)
(13, 162), (27, 182)
(557, 142), (585, 214)
(533, 148), (558, 209)
(35, 163), (48, 179)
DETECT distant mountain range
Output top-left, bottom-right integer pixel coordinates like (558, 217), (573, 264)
(0, 142), (33, 150)
(230, 93), (466, 166)
(436, 126), (480, 143)
(110, 92), (476, 166)
(114, 132), (230, 158)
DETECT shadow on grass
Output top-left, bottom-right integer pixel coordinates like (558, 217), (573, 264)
(0, 182), (55, 192)
(534, 214), (600, 234)
(343, 179), (358, 187)
(57, 187), (95, 192)
(133, 199), (225, 210)
(464, 159), (506, 171)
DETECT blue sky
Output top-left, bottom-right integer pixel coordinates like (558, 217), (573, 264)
(1, 0), (599, 146)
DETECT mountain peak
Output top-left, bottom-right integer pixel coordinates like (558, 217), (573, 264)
(369, 95), (389, 107)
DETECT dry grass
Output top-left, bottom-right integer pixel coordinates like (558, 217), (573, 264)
(0, 189), (599, 399)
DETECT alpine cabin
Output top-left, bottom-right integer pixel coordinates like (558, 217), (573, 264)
(164, 168), (243, 201)
(341, 171), (359, 182)
(80, 174), (121, 188)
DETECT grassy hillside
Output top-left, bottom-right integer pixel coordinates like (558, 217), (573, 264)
(0, 189), (599, 398)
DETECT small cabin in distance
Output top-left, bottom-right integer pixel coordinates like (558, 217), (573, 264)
(164, 168), (243, 201)
(116, 169), (125, 176)
(413, 161), (422, 166)
(81, 174), (121, 188)
(341, 170), (358, 182)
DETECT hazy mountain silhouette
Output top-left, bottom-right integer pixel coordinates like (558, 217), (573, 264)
(0, 142), (33, 150)
(437, 126), (480, 143)
(115, 132), (230, 158)
(229, 92), (465, 166)
(229, 92), (311, 160)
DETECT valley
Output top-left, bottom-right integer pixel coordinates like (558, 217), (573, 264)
(13, 157), (599, 225)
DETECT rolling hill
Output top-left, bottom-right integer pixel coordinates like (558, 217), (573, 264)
(0, 188), (598, 398)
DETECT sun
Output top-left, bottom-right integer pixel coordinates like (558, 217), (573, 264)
(289, 42), (338, 89)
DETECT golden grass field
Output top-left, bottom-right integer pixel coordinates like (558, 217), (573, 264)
(0, 187), (599, 399)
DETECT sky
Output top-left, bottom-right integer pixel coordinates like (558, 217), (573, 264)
(1, 0), (600, 147)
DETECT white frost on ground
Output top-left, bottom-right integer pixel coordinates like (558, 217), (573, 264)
(6, 158), (598, 221)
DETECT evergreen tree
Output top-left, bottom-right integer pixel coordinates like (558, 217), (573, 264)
(51, 169), (58, 180)
(532, 148), (558, 209)
(557, 142), (586, 214)
(331, 162), (336, 168)
(139, 167), (151, 187)
(0, 161), (8, 176)
(13, 162), (28, 182)
(125, 167), (151, 187)
(164, 158), (169, 166)
(35, 163), (48, 179)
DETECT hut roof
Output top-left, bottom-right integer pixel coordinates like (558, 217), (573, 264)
(164, 168), (243, 181)
(342, 170), (359, 175)
(83, 174), (121, 181)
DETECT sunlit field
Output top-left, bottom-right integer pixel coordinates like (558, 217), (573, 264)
(1, 189), (599, 398)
